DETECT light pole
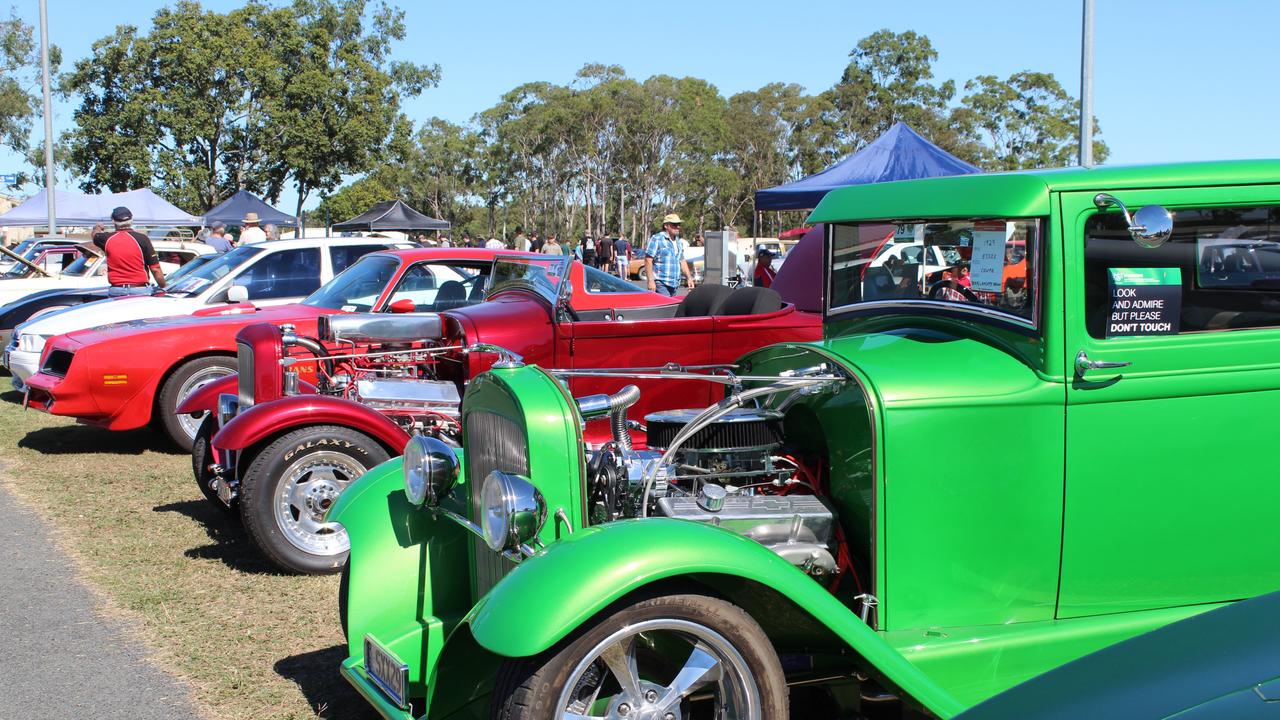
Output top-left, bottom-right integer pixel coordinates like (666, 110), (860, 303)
(39, 0), (55, 233)
(1079, 0), (1095, 168)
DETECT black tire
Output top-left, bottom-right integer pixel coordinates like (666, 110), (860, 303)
(157, 355), (237, 452)
(191, 415), (235, 514)
(492, 593), (788, 720)
(239, 425), (389, 575)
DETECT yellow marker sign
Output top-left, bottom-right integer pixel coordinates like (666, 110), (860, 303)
(102, 374), (128, 386)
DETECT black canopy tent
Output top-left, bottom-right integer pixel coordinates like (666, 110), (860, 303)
(204, 190), (298, 227)
(331, 200), (450, 232)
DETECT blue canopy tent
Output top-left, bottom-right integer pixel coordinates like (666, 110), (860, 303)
(204, 190), (298, 228)
(0, 188), (203, 227)
(754, 121), (979, 211)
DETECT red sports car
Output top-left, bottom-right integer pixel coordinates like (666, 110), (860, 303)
(183, 255), (822, 573)
(24, 249), (665, 450)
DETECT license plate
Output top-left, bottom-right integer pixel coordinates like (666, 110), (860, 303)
(364, 635), (409, 709)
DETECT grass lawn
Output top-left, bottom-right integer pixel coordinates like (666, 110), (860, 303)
(0, 389), (378, 720)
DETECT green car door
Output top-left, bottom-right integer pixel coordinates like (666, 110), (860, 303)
(1060, 185), (1280, 617)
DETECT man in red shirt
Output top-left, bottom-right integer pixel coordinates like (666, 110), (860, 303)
(93, 206), (166, 297)
(752, 246), (777, 288)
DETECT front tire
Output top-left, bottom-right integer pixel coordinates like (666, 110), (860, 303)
(239, 425), (389, 574)
(158, 355), (237, 451)
(191, 415), (235, 514)
(492, 593), (788, 720)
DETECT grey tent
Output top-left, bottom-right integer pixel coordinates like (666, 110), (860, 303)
(0, 188), (202, 226)
(331, 200), (450, 232)
(205, 190), (297, 228)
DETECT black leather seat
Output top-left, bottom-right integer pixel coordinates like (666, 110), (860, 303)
(435, 280), (468, 311)
(675, 283), (734, 317)
(718, 286), (783, 316)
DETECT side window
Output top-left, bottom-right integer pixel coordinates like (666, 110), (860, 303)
(583, 265), (641, 293)
(330, 245), (392, 274)
(385, 262), (491, 311)
(237, 247), (322, 300)
(1084, 206), (1280, 337)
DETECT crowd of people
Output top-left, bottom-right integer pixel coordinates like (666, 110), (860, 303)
(416, 213), (708, 288)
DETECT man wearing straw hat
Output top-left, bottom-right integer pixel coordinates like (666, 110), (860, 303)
(238, 212), (266, 244)
(644, 213), (695, 296)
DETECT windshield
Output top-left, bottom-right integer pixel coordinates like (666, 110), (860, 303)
(167, 245), (263, 296)
(488, 255), (571, 306)
(165, 255), (214, 283)
(828, 219), (1039, 326)
(303, 254), (399, 311)
(61, 250), (101, 278)
(2, 247), (78, 278)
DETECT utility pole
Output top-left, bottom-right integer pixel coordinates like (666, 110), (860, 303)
(1079, 0), (1095, 168)
(619, 184), (624, 239)
(39, 0), (56, 234)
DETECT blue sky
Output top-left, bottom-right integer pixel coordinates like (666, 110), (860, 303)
(6, 0), (1276, 213)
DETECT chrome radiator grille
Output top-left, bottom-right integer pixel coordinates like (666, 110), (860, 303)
(236, 341), (254, 409)
(466, 409), (529, 598)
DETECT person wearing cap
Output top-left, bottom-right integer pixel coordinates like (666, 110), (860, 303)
(93, 207), (166, 296)
(205, 221), (234, 253)
(752, 246), (777, 288)
(238, 212), (266, 244)
(644, 213), (694, 296)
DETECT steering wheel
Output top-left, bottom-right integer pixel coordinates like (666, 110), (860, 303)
(928, 280), (980, 303)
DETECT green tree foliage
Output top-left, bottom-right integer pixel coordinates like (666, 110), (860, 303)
(312, 173), (393, 226)
(957, 71), (1109, 170)
(0, 7), (58, 155)
(63, 0), (437, 215)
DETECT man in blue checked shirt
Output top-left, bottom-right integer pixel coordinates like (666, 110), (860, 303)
(644, 213), (695, 296)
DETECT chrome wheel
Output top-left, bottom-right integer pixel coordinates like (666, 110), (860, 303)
(273, 450), (364, 557)
(556, 618), (761, 720)
(174, 365), (234, 441)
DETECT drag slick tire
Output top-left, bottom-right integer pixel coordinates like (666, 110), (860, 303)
(492, 593), (788, 720)
(158, 355), (237, 452)
(239, 425), (388, 575)
(191, 415), (235, 514)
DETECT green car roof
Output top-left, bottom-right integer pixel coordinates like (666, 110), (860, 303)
(807, 159), (1280, 223)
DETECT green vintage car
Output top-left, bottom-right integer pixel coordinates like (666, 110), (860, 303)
(329, 160), (1280, 719)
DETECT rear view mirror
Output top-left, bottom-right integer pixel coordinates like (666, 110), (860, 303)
(388, 298), (416, 314)
(227, 285), (249, 303)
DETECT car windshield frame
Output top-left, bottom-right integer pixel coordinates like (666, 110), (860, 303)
(302, 253), (400, 311)
(825, 218), (1043, 332)
(487, 254), (572, 307)
(166, 245), (264, 297)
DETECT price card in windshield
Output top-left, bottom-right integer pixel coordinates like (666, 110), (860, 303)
(1106, 267), (1182, 337)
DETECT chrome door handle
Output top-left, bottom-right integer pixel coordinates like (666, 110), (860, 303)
(1075, 350), (1131, 375)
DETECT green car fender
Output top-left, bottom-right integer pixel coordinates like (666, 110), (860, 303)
(466, 517), (966, 718)
(327, 451), (472, 700)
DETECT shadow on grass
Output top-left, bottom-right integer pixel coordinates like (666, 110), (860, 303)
(274, 644), (380, 720)
(18, 423), (183, 456)
(153, 499), (283, 575)
(1, 389), (23, 405)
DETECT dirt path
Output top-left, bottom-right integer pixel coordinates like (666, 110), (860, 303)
(0, 480), (203, 720)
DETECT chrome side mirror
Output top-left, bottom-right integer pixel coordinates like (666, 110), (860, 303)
(227, 284), (249, 303)
(1093, 193), (1173, 249)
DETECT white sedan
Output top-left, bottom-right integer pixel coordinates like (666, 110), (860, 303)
(0, 240), (213, 306)
(4, 237), (410, 387)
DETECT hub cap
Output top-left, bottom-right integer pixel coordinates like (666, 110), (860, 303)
(274, 450), (365, 557)
(175, 365), (234, 441)
(556, 618), (760, 720)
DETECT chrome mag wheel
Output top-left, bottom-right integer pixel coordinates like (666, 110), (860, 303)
(556, 618), (761, 720)
(174, 364), (234, 441)
(273, 450), (364, 558)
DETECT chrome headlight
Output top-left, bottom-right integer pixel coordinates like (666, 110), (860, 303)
(216, 393), (239, 427)
(403, 435), (460, 507)
(480, 470), (546, 553)
(18, 333), (47, 353)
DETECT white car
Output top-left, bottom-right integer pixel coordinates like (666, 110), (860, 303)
(0, 240), (214, 306)
(4, 237), (409, 386)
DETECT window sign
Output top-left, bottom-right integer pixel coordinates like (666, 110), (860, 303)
(1106, 268), (1181, 337)
(969, 221), (1009, 292)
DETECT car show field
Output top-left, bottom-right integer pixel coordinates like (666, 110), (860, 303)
(0, 392), (375, 719)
